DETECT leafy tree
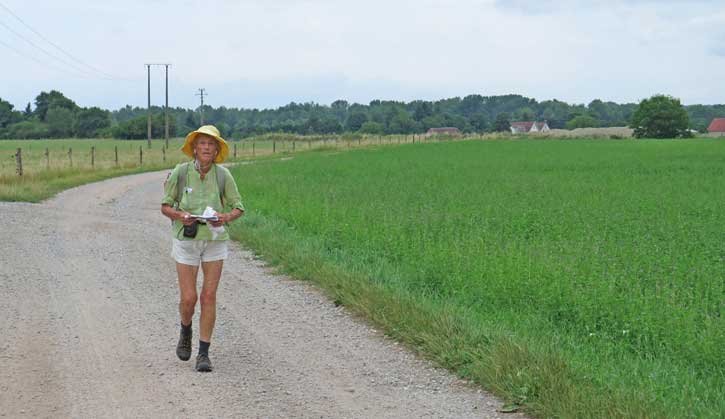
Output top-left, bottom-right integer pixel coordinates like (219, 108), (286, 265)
(34, 90), (77, 121)
(387, 110), (416, 134)
(587, 99), (633, 127)
(318, 116), (342, 134)
(358, 121), (385, 134)
(470, 113), (489, 132)
(111, 115), (148, 139)
(458, 94), (485, 117)
(443, 113), (470, 132)
(630, 95), (690, 138)
(412, 101), (433, 121)
(0, 98), (22, 129)
(420, 114), (446, 131)
(686, 103), (725, 132)
(540, 99), (570, 129)
(4, 120), (49, 139)
(74, 107), (111, 137)
(493, 112), (511, 132)
(46, 106), (75, 137)
(215, 121), (230, 138)
(11, 89), (724, 139)
(330, 99), (349, 121)
(345, 111), (368, 132)
(566, 115), (600, 129)
(515, 106), (536, 121)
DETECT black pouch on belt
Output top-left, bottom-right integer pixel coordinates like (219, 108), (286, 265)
(183, 221), (199, 238)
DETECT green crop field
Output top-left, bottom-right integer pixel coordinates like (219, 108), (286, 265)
(227, 139), (725, 418)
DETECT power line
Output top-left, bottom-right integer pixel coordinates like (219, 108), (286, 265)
(0, 1), (128, 80)
(0, 18), (96, 78)
(0, 37), (95, 79)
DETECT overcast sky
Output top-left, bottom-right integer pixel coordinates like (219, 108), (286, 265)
(1, 0), (723, 111)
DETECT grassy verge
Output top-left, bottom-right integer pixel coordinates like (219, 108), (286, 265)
(229, 213), (673, 418)
(227, 139), (724, 418)
(0, 163), (176, 202)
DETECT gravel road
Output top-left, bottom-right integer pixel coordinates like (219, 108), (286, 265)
(0, 170), (523, 418)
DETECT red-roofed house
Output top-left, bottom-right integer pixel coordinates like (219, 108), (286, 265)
(510, 121), (550, 134)
(707, 118), (725, 135)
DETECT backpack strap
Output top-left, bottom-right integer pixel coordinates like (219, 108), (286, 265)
(175, 162), (190, 208)
(215, 165), (226, 207)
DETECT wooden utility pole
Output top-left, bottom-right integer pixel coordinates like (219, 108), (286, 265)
(196, 88), (206, 125)
(146, 64), (151, 149)
(15, 148), (22, 176)
(165, 64), (170, 149)
(144, 63), (172, 149)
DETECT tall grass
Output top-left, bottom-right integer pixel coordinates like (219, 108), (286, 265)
(228, 139), (725, 418)
(0, 134), (461, 201)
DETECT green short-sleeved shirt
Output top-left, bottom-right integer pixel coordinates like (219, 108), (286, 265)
(162, 162), (245, 241)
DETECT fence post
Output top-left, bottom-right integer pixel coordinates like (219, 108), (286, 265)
(252, 142), (255, 157)
(273, 141), (276, 153)
(115, 146), (118, 166)
(293, 141), (296, 152)
(68, 148), (73, 167)
(234, 143), (237, 159)
(91, 146), (95, 168)
(162, 146), (166, 162)
(45, 147), (49, 169)
(15, 148), (22, 176)
(139, 146), (143, 165)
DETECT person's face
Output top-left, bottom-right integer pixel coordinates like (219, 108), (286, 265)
(194, 134), (218, 164)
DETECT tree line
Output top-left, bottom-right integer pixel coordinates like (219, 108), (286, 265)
(1, 90), (723, 140)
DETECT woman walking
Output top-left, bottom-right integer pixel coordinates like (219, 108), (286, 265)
(161, 125), (244, 372)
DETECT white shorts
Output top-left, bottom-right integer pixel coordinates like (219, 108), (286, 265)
(171, 238), (228, 266)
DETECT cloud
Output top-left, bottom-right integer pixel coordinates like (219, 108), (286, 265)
(710, 45), (725, 57)
(2, 0), (725, 108)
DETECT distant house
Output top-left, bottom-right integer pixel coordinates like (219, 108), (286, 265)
(426, 127), (461, 136)
(510, 121), (550, 134)
(707, 118), (725, 135)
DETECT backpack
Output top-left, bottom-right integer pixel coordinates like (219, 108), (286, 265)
(165, 162), (226, 210)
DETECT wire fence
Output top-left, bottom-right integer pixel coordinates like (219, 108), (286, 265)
(1, 133), (485, 177)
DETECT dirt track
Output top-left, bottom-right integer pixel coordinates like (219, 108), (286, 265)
(0, 170), (521, 418)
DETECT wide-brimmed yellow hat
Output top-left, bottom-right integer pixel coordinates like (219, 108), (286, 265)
(182, 125), (229, 163)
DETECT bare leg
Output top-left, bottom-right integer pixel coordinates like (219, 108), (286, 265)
(199, 260), (223, 342)
(176, 263), (199, 326)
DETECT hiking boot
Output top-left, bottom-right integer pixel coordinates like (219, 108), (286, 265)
(176, 331), (192, 361)
(196, 353), (212, 372)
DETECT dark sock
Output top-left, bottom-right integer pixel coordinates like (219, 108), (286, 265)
(181, 321), (192, 336)
(199, 340), (210, 356)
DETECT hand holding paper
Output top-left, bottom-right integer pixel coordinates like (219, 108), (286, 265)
(201, 206), (225, 239)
